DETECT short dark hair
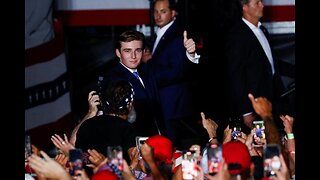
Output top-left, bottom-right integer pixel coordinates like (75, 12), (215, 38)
(103, 80), (134, 115)
(154, 0), (177, 11)
(116, 30), (145, 50)
(239, 0), (250, 6)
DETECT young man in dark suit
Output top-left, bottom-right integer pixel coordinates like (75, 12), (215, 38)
(71, 27), (197, 144)
(102, 30), (164, 137)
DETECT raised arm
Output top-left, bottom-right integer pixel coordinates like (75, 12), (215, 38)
(69, 91), (100, 145)
(248, 93), (281, 145)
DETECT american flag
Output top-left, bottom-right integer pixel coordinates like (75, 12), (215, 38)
(25, 11), (74, 148)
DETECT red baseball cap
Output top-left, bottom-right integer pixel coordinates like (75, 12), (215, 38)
(145, 135), (174, 164)
(91, 170), (118, 180)
(222, 141), (251, 175)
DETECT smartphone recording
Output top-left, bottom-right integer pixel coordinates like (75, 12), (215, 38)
(25, 134), (32, 161)
(253, 120), (266, 146)
(135, 136), (149, 160)
(229, 117), (242, 140)
(181, 150), (198, 179)
(263, 144), (281, 178)
(107, 145), (124, 171)
(207, 143), (222, 175)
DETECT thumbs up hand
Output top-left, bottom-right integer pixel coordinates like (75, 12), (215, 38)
(183, 30), (196, 55)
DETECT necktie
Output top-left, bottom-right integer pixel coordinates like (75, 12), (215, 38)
(133, 71), (145, 87)
(133, 71), (140, 80)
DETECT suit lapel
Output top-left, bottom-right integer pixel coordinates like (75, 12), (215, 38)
(259, 25), (270, 41)
(241, 21), (274, 73)
(242, 21), (269, 59)
(116, 63), (145, 89)
(153, 21), (177, 54)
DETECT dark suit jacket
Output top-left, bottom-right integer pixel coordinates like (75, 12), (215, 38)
(101, 62), (164, 137)
(225, 19), (285, 117)
(149, 20), (195, 121)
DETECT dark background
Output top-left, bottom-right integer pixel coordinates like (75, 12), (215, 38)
(63, 0), (295, 125)
(18, 0), (317, 179)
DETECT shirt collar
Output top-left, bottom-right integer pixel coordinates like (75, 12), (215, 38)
(156, 19), (175, 38)
(242, 17), (262, 30)
(119, 61), (137, 74)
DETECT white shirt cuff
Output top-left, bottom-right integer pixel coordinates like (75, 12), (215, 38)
(186, 51), (200, 64)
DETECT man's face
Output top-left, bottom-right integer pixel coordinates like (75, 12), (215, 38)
(154, 0), (176, 28)
(116, 40), (143, 69)
(244, 0), (264, 20)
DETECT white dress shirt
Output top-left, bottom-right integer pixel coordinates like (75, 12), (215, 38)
(243, 18), (275, 75)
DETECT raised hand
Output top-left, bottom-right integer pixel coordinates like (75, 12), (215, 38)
(248, 93), (272, 119)
(87, 90), (100, 116)
(201, 112), (218, 139)
(183, 30), (196, 55)
(51, 133), (75, 156)
(280, 114), (294, 134)
(28, 151), (72, 180)
(86, 149), (107, 173)
(55, 153), (69, 169)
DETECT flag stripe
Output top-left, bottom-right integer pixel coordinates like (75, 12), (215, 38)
(55, 0), (150, 10)
(262, 5), (295, 22)
(263, 21), (295, 34)
(25, 72), (70, 109)
(56, 9), (150, 26)
(263, 0), (295, 6)
(25, 53), (67, 89)
(25, 35), (64, 67)
(55, 6), (294, 27)
(25, 92), (71, 131)
(55, 0), (295, 9)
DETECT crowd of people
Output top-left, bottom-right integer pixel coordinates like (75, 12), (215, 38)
(25, 84), (296, 179)
(25, 0), (296, 179)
